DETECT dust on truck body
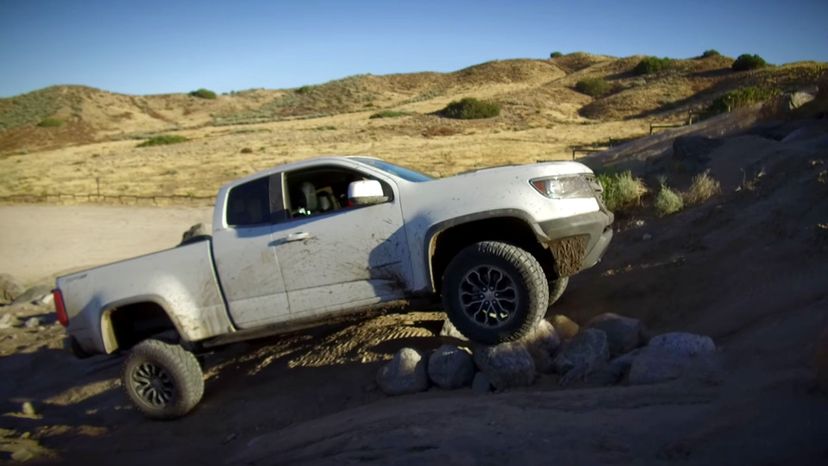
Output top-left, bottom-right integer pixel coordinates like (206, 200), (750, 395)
(54, 156), (613, 418)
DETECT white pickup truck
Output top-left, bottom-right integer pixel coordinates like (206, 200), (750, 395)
(54, 156), (613, 418)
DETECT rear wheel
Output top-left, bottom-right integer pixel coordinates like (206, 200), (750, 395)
(442, 241), (548, 344)
(122, 339), (204, 419)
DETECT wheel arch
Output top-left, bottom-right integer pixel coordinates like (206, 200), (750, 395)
(100, 296), (184, 353)
(424, 210), (556, 293)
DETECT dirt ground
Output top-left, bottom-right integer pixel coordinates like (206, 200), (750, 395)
(2, 120), (828, 464)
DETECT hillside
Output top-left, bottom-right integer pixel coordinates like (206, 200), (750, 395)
(0, 53), (825, 202)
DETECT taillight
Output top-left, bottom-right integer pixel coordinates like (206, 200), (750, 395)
(53, 289), (68, 327)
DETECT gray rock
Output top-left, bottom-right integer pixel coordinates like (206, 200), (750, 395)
(472, 372), (492, 394)
(648, 332), (715, 357)
(550, 314), (580, 340)
(672, 136), (723, 173)
(0, 313), (17, 329)
(787, 91), (815, 110)
(520, 320), (561, 373)
(552, 328), (610, 375)
(23, 317), (40, 329)
(473, 342), (535, 390)
(581, 349), (643, 386)
(376, 348), (429, 396)
(628, 333), (719, 385)
(427, 344), (474, 389)
(586, 313), (644, 356)
(0, 273), (25, 305)
(12, 285), (53, 306)
(180, 223), (211, 245)
(439, 319), (468, 341)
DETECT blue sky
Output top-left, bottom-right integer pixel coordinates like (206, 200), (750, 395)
(0, 0), (826, 97)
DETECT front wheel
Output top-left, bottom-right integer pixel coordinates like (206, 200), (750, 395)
(122, 339), (204, 419)
(442, 241), (549, 345)
(547, 276), (569, 309)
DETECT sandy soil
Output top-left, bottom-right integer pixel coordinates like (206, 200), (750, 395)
(1, 118), (828, 464)
(0, 205), (212, 283)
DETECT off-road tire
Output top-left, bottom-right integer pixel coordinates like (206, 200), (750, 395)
(442, 241), (549, 344)
(547, 276), (569, 309)
(122, 339), (204, 420)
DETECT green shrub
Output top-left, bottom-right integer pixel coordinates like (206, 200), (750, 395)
(189, 88), (217, 99)
(700, 49), (721, 58)
(240, 147), (253, 154)
(732, 54), (767, 71)
(550, 51), (563, 59)
(703, 86), (779, 117)
(37, 117), (64, 127)
(654, 184), (684, 216)
(136, 135), (189, 147)
(437, 98), (501, 119)
(369, 110), (411, 119)
(596, 171), (647, 213)
(295, 85), (315, 94)
(684, 170), (721, 205)
(633, 57), (674, 75)
(575, 78), (611, 97)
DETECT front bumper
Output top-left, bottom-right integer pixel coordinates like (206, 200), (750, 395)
(537, 210), (614, 277)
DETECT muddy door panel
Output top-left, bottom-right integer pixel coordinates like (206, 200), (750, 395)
(212, 226), (289, 329)
(271, 201), (408, 316)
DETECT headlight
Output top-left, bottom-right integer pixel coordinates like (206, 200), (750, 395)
(530, 175), (595, 199)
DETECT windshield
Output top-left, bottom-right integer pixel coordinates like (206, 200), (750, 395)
(352, 157), (433, 182)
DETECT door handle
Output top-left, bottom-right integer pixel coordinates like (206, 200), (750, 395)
(285, 231), (312, 242)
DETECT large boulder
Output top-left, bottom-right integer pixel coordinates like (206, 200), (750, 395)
(552, 328), (610, 376)
(549, 314), (580, 340)
(376, 348), (429, 395)
(628, 332), (718, 385)
(0, 274), (25, 305)
(586, 313), (644, 356)
(473, 342), (535, 390)
(520, 320), (561, 373)
(427, 344), (474, 389)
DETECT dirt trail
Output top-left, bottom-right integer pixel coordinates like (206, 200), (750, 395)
(0, 205), (212, 283)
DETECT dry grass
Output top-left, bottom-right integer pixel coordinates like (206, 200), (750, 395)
(654, 184), (684, 216)
(684, 170), (721, 205)
(0, 55), (824, 204)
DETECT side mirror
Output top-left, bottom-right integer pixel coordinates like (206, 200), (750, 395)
(347, 180), (387, 206)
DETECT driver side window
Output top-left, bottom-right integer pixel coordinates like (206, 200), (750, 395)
(283, 166), (392, 219)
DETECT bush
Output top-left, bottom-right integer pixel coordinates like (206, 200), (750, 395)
(136, 135), (189, 147)
(699, 49), (721, 58)
(240, 147), (253, 154)
(550, 51), (563, 59)
(732, 54), (767, 71)
(654, 184), (684, 216)
(369, 110), (411, 119)
(189, 88), (217, 99)
(437, 98), (500, 119)
(295, 85), (314, 94)
(575, 78), (611, 97)
(684, 171), (721, 205)
(633, 57), (674, 75)
(596, 171), (647, 213)
(703, 86), (779, 117)
(37, 117), (64, 127)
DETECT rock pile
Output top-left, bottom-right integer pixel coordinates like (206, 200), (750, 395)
(376, 312), (719, 396)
